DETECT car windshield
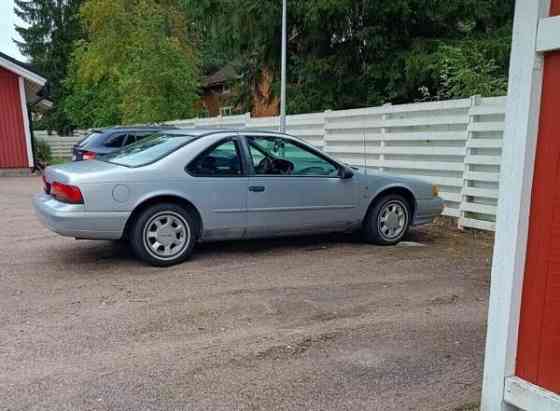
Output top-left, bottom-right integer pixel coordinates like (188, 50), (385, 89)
(100, 133), (196, 167)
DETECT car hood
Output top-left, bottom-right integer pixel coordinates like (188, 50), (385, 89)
(44, 160), (121, 185)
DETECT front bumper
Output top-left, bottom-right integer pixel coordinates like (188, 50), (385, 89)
(412, 196), (444, 226)
(32, 193), (130, 240)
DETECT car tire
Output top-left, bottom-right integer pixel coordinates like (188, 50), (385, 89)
(362, 194), (411, 245)
(129, 203), (197, 266)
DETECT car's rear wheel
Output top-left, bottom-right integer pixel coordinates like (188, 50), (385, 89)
(363, 194), (411, 245)
(129, 203), (196, 266)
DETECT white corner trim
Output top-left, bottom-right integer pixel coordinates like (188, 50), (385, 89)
(480, 0), (550, 410)
(0, 55), (46, 86)
(537, 15), (560, 52)
(505, 377), (560, 411)
(19, 77), (34, 168)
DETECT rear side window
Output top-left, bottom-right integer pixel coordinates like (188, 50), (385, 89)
(187, 140), (242, 177)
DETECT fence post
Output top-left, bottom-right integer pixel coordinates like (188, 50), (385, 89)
(323, 109), (332, 153)
(244, 112), (251, 129)
(378, 103), (392, 173)
(459, 95), (482, 230)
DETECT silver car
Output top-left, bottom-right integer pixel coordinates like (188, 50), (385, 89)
(33, 129), (443, 266)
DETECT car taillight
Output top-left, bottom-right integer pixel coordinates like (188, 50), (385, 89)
(51, 182), (84, 204)
(42, 174), (51, 194)
(82, 151), (96, 160)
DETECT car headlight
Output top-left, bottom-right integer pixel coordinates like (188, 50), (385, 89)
(432, 185), (439, 197)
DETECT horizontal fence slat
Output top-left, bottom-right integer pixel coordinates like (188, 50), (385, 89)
(460, 218), (496, 231)
(465, 155), (502, 165)
(366, 159), (465, 172)
(463, 187), (500, 199)
(468, 122), (505, 132)
(465, 171), (501, 183)
(365, 146), (466, 156)
(469, 105), (506, 116)
(383, 115), (469, 128)
(467, 139), (503, 148)
(380, 131), (466, 141)
(461, 202), (498, 215)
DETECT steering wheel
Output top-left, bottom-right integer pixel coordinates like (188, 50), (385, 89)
(272, 159), (294, 175)
(256, 157), (295, 175)
(256, 157), (273, 174)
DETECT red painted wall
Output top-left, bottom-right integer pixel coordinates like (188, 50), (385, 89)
(0, 67), (29, 168)
(516, 0), (560, 394)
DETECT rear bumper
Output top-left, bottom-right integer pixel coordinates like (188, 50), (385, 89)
(32, 193), (130, 240)
(413, 197), (444, 226)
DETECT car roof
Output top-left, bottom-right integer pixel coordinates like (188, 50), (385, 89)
(89, 126), (300, 142)
(93, 125), (177, 134)
(166, 127), (294, 138)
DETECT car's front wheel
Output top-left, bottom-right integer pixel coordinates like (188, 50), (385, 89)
(129, 203), (197, 266)
(363, 194), (411, 245)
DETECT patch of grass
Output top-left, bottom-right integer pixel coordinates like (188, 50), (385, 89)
(48, 157), (69, 165)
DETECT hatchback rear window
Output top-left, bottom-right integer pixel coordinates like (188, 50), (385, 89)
(77, 131), (105, 147)
(100, 133), (196, 167)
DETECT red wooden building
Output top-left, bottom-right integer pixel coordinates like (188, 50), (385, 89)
(0, 52), (49, 171)
(482, 0), (560, 409)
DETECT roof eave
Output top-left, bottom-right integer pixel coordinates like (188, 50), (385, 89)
(0, 55), (47, 86)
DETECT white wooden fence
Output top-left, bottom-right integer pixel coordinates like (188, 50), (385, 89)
(35, 95), (506, 231)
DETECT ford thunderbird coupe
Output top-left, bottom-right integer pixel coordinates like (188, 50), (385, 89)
(33, 129), (443, 266)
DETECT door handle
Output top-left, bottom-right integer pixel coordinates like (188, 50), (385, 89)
(249, 185), (266, 192)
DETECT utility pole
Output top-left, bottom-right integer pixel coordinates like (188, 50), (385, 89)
(279, 0), (287, 133)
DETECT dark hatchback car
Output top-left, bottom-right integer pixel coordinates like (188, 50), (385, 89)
(72, 126), (176, 161)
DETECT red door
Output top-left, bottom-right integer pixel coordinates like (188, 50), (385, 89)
(0, 67), (29, 168)
(516, 0), (560, 393)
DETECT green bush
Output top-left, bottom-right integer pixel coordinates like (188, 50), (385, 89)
(33, 137), (52, 165)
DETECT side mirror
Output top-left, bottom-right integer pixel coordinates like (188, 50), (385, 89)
(338, 166), (354, 179)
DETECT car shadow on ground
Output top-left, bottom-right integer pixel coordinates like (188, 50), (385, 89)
(48, 226), (443, 269)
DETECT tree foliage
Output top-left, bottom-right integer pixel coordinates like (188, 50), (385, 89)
(65, 0), (200, 127)
(16, 0), (514, 128)
(15, 0), (84, 134)
(183, 0), (514, 114)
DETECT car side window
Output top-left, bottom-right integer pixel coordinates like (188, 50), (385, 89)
(123, 134), (136, 146)
(187, 140), (242, 177)
(247, 136), (338, 176)
(136, 133), (153, 143)
(104, 133), (127, 148)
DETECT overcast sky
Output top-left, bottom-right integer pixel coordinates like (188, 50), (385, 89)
(0, 0), (26, 61)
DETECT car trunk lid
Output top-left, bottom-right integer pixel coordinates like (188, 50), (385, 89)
(44, 159), (119, 186)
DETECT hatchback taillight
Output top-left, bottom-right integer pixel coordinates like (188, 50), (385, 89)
(82, 151), (96, 160)
(51, 182), (84, 204)
(42, 174), (51, 194)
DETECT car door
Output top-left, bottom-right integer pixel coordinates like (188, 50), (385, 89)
(186, 136), (248, 241)
(242, 134), (359, 237)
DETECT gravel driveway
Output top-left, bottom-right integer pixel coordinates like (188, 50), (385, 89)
(0, 177), (492, 411)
